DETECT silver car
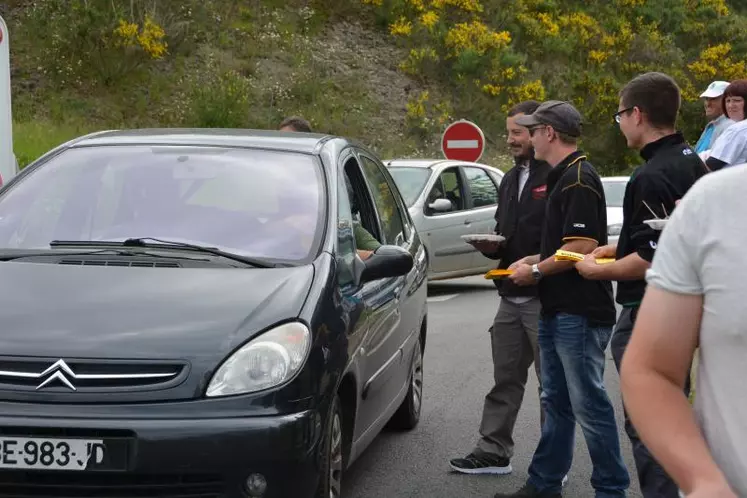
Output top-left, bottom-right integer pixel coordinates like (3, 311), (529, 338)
(602, 176), (628, 246)
(385, 159), (504, 281)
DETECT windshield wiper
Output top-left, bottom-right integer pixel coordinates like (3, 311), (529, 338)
(49, 238), (278, 268)
(0, 248), (211, 263)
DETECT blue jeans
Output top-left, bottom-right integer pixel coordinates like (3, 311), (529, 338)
(527, 313), (630, 497)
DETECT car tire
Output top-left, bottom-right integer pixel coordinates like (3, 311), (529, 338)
(388, 337), (423, 430)
(317, 395), (344, 498)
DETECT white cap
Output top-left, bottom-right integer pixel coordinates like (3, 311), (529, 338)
(700, 81), (730, 98)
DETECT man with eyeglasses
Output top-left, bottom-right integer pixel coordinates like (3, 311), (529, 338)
(576, 72), (707, 498)
(495, 100), (629, 498)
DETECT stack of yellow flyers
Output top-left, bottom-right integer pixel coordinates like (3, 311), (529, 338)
(555, 249), (615, 264)
(484, 269), (514, 279)
(484, 252), (616, 280)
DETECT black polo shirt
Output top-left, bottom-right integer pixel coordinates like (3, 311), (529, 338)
(539, 151), (616, 326)
(615, 133), (708, 306)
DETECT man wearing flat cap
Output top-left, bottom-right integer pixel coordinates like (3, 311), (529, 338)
(495, 101), (630, 498)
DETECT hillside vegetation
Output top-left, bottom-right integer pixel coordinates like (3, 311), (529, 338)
(2, 0), (746, 173)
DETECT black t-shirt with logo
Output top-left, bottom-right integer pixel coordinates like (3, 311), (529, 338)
(539, 151), (616, 326)
(615, 133), (708, 306)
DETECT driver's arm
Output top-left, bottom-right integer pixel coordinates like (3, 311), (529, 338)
(354, 222), (381, 260)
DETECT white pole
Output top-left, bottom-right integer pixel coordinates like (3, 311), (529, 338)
(0, 15), (16, 186)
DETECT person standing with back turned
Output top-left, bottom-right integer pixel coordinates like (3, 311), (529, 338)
(450, 100), (553, 476)
(496, 100), (629, 498)
(576, 72), (707, 498)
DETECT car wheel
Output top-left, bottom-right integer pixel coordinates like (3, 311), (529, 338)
(388, 337), (423, 430)
(318, 395), (344, 498)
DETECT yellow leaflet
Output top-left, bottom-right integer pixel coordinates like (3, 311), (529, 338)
(555, 249), (585, 261)
(484, 269), (513, 279)
(554, 250), (615, 264)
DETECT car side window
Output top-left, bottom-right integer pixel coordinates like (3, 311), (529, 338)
(425, 167), (465, 214)
(336, 170), (357, 287)
(464, 166), (498, 208)
(359, 154), (406, 247)
(344, 157), (383, 247)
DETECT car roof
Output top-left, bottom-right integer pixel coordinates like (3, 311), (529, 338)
(602, 176), (629, 182)
(384, 158), (502, 171)
(67, 128), (337, 155)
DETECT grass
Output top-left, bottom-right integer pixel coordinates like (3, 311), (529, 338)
(6, 1), (515, 171)
(12, 120), (103, 167)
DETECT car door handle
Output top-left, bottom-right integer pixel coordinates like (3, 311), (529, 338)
(464, 219), (472, 225)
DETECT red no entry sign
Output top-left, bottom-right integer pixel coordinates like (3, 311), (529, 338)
(441, 120), (485, 162)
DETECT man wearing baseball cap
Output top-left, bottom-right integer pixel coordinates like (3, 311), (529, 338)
(496, 100), (629, 497)
(694, 81), (734, 154)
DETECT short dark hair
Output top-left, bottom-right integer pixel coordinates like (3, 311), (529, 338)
(507, 100), (541, 117)
(556, 132), (577, 145)
(619, 72), (680, 129)
(279, 116), (312, 132)
(722, 79), (747, 119)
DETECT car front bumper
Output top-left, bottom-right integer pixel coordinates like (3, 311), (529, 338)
(0, 408), (324, 498)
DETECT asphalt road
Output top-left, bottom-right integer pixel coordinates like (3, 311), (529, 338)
(345, 276), (642, 498)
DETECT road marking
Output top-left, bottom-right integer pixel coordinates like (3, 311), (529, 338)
(446, 139), (479, 149)
(427, 293), (458, 303)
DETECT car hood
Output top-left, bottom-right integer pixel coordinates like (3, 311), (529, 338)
(0, 261), (314, 360)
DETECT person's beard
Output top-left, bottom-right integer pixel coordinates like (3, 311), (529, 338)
(513, 144), (535, 164)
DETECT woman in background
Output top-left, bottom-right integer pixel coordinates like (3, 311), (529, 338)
(701, 79), (747, 170)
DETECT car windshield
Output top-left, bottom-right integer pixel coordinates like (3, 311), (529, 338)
(0, 145), (325, 263)
(387, 167), (431, 207)
(602, 180), (626, 208)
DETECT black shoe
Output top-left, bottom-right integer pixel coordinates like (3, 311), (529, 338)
(449, 452), (512, 475)
(494, 482), (562, 498)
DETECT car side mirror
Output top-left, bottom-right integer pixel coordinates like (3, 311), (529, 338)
(427, 198), (453, 213)
(358, 245), (413, 284)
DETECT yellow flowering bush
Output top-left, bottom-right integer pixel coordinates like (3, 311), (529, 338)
(365, 0), (747, 170)
(444, 21), (511, 57)
(405, 90), (453, 140)
(112, 15), (168, 59)
(399, 48), (440, 77)
(687, 44), (746, 98)
(420, 11), (440, 30)
(390, 17), (414, 36)
(430, 0), (483, 12)
(688, 0), (729, 16)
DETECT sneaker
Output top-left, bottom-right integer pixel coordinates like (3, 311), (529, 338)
(494, 482), (562, 498)
(449, 452), (512, 475)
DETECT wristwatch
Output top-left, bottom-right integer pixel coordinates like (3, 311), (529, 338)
(531, 263), (543, 281)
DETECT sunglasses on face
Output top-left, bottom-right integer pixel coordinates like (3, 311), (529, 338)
(528, 125), (547, 136)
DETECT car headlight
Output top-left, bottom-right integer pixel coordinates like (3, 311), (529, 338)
(608, 223), (622, 236)
(206, 322), (311, 397)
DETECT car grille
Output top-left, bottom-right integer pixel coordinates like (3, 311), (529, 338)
(0, 358), (186, 393)
(0, 472), (226, 497)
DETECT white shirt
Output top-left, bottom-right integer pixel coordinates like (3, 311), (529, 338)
(646, 165), (747, 495)
(709, 119), (747, 167)
(517, 162), (530, 197)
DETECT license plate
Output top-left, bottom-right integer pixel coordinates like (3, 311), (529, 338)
(0, 437), (115, 471)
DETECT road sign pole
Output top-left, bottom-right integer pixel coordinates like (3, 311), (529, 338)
(441, 120), (485, 162)
(0, 15), (16, 185)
